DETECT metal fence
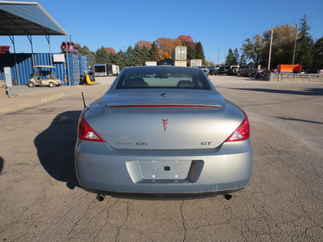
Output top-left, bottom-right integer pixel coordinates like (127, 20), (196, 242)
(270, 73), (323, 81)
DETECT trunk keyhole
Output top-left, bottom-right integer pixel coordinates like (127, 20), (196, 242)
(164, 166), (170, 171)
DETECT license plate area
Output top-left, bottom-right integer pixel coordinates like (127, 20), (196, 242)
(140, 160), (190, 180)
(126, 160), (204, 184)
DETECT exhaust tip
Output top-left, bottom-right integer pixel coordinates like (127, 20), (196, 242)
(96, 193), (105, 202)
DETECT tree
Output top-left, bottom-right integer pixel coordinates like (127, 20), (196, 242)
(312, 37), (323, 71)
(93, 36), (211, 68)
(104, 48), (116, 55)
(135, 40), (153, 49)
(241, 38), (256, 63)
(156, 38), (176, 57)
(263, 25), (297, 68)
(150, 42), (159, 61)
(239, 54), (247, 65)
(132, 46), (151, 65)
(241, 35), (265, 65)
(296, 15), (314, 70)
(177, 35), (193, 43)
(95, 47), (110, 63)
(182, 41), (196, 60)
(114, 51), (127, 69)
(234, 48), (239, 64)
(225, 48), (237, 65)
(241, 25), (298, 68)
(125, 46), (136, 66)
(204, 60), (215, 66)
(74, 43), (96, 66)
(195, 42), (205, 62)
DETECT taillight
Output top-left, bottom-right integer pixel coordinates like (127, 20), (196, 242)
(79, 118), (105, 142)
(225, 118), (250, 142)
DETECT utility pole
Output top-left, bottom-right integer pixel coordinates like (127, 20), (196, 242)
(292, 24), (298, 64)
(267, 28), (274, 71)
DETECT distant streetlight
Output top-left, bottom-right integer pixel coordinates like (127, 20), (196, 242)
(292, 24), (298, 64)
(267, 28), (274, 71)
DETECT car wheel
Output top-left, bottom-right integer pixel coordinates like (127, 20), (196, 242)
(48, 82), (54, 88)
(27, 82), (35, 88)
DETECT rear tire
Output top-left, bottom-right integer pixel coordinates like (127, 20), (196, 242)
(49, 82), (54, 88)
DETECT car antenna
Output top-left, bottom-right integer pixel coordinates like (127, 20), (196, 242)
(81, 92), (87, 109)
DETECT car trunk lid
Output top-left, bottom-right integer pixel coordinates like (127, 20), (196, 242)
(87, 90), (242, 150)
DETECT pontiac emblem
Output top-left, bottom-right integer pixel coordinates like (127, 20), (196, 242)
(162, 119), (168, 131)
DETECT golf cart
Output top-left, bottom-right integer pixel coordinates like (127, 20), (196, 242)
(27, 65), (61, 88)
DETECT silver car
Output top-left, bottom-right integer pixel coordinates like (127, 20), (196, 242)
(75, 66), (252, 199)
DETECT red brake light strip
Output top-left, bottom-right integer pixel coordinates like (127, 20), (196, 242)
(109, 104), (222, 109)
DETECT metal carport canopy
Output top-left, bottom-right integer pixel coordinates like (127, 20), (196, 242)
(0, 1), (66, 35)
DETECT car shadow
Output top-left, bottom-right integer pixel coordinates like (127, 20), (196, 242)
(34, 110), (81, 189)
(276, 116), (323, 125)
(229, 88), (323, 96)
(0, 156), (4, 174)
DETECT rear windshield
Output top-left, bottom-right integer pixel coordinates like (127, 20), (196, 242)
(116, 67), (211, 89)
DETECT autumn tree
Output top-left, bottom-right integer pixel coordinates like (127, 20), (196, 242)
(156, 37), (183, 59)
(93, 35), (209, 68)
(241, 25), (298, 68)
(177, 35), (193, 43)
(264, 25), (297, 68)
(104, 47), (116, 55)
(135, 40), (153, 49)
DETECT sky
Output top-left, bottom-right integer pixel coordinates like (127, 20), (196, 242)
(1, 0), (323, 63)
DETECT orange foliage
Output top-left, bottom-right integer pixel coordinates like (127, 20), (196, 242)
(104, 48), (116, 55)
(177, 35), (193, 43)
(135, 40), (153, 48)
(138, 35), (195, 60)
(156, 38), (180, 50)
(159, 49), (171, 59)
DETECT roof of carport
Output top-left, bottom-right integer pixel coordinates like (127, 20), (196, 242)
(0, 1), (66, 35)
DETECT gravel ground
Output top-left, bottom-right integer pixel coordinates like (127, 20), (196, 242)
(0, 75), (322, 242)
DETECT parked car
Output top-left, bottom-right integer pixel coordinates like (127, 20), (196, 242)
(217, 65), (230, 75)
(227, 65), (239, 75)
(75, 66), (252, 200)
(237, 65), (256, 77)
(157, 58), (174, 66)
(198, 66), (210, 76)
(207, 66), (218, 75)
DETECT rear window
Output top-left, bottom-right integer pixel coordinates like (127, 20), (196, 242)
(116, 67), (211, 89)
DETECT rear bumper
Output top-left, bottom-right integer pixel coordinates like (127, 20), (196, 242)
(75, 140), (252, 194)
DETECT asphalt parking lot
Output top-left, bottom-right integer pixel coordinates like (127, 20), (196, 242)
(0, 75), (322, 242)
